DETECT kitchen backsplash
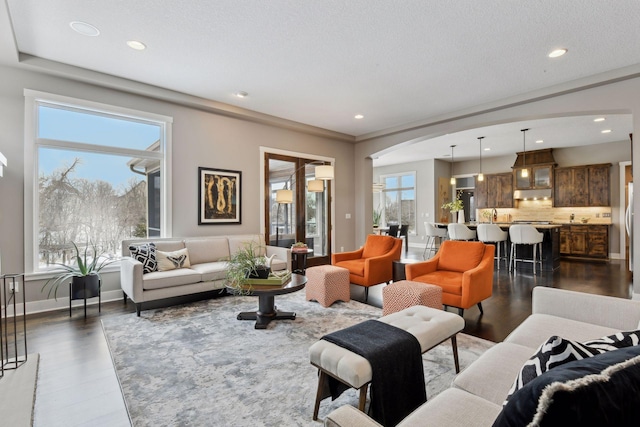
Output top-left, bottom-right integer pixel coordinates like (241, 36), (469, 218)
(476, 199), (613, 224)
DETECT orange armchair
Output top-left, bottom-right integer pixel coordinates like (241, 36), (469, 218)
(405, 240), (494, 316)
(332, 234), (402, 302)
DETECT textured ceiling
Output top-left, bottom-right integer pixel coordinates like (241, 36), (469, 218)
(3, 0), (640, 163)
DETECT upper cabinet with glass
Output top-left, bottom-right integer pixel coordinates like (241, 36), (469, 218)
(512, 148), (556, 190)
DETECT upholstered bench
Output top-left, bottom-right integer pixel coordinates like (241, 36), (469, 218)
(382, 280), (442, 315)
(309, 305), (465, 420)
(306, 265), (350, 308)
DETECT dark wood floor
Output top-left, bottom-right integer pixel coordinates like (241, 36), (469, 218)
(23, 251), (632, 425)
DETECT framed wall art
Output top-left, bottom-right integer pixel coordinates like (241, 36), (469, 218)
(198, 167), (242, 224)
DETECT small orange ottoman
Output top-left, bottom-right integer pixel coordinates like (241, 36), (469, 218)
(306, 265), (350, 307)
(382, 280), (442, 316)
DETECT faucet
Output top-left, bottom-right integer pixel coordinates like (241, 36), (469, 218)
(492, 208), (498, 224)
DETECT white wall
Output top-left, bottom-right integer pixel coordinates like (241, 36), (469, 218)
(0, 64), (355, 307)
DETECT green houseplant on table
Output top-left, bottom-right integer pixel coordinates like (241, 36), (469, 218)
(226, 241), (272, 295)
(41, 241), (116, 300)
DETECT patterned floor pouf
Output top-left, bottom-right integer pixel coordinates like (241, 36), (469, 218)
(383, 280), (442, 316)
(306, 265), (350, 307)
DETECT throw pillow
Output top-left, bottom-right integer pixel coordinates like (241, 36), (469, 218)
(157, 248), (191, 271)
(492, 346), (640, 427)
(504, 330), (640, 403)
(129, 242), (157, 274)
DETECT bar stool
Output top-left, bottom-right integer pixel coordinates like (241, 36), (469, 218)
(398, 224), (409, 252)
(447, 223), (477, 241)
(477, 223), (509, 269)
(423, 222), (447, 259)
(509, 225), (544, 274)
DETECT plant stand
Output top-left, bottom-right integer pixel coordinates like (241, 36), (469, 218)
(69, 278), (101, 319)
(1, 273), (27, 376)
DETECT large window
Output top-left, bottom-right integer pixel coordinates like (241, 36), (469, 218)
(380, 172), (416, 234)
(25, 90), (172, 272)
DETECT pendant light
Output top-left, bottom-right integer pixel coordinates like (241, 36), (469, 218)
(521, 128), (530, 178)
(450, 145), (456, 185)
(477, 136), (485, 182)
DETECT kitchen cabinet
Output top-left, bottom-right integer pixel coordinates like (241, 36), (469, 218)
(513, 165), (554, 190)
(554, 164), (610, 207)
(476, 172), (513, 208)
(559, 225), (608, 259)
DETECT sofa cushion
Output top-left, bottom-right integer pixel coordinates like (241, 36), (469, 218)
(492, 346), (640, 427)
(142, 268), (203, 290)
(154, 240), (186, 252)
(453, 342), (535, 406)
(505, 330), (640, 402)
(184, 238), (230, 265)
(228, 235), (266, 257)
(129, 242), (157, 274)
(362, 235), (396, 258)
(157, 248), (191, 271)
(438, 241), (485, 273)
(401, 388), (502, 427)
(504, 313), (621, 348)
(189, 261), (228, 282)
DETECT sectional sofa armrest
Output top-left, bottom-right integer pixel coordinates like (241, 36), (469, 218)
(120, 257), (144, 302)
(324, 405), (382, 427)
(265, 245), (292, 271)
(532, 287), (640, 330)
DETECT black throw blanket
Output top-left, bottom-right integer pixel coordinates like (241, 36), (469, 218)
(322, 319), (426, 427)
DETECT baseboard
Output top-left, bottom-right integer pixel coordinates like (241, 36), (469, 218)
(4, 289), (125, 317)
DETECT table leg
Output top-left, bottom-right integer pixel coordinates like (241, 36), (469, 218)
(236, 295), (297, 329)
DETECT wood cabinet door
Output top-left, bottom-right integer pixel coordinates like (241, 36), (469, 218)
(554, 168), (573, 207)
(476, 175), (488, 208)
(570, 229), (588, 255)
(572, 167), (588, 206)
(496, 173), (514, 208)
(588, 165), (610, 206)
(559, 227), (571, 254)
(587, 225), (609, 258)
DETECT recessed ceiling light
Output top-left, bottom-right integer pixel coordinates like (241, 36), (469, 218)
(548, 48), (567, 58)
(594, 117), (605, 122)
(601, 129), (612, 134)
(355, 114), (364, 119)
(483, 147), (491, 151)
(126, 40), (146, 50)
(536, 139), (544, 144)
(70, 21), (100, 37)
(235, 91), (248, 98)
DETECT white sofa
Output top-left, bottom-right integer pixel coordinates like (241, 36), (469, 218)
(121, 234), (291, 316)
(324, 287), (640, 426)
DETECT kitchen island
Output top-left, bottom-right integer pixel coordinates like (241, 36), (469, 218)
(436, 222), (561, 271)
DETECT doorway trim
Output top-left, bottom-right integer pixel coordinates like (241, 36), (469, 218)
(620, 160), (631, 260)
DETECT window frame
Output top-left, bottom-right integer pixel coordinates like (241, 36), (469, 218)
(23, 89), (173, 275)
(379, 171), (417, 234)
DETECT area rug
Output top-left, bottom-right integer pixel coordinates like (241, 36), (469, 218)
(102, 292), (494, 426)
(0, 353), (39, 426)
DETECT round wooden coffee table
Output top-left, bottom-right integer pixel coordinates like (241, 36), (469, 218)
(231, 273), (307, 329)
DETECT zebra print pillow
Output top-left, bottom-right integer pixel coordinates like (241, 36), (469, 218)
(129, 242), (157, 274)
(504, 330), (640, 404)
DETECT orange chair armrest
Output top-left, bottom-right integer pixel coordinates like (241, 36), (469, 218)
(332, 248), (364, 264)
(405, 257), (439, 279)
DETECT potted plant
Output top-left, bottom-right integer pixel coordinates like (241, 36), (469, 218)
(42, 241), (116, 300)
(441, 191), (465, 223)
(373, 206), (382, 228)
(226, 241), (271, 293)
